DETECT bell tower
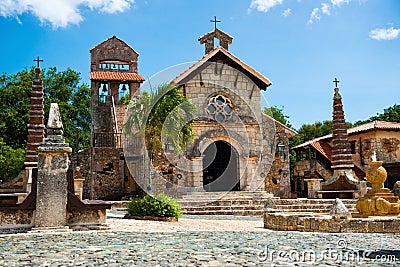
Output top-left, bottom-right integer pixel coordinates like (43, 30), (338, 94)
(89, 36), (144, 146)
(87, 36), (144, 200)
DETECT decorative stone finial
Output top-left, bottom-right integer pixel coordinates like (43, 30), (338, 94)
(330, 198), (351, 219)
(39, 103), (71, 153)
(331, 82), (353, 170)
(46, 103), (63, 136)
(47, 103), (63, 129)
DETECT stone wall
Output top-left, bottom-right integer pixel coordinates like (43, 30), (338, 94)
(71, 148), (92, 199)
(184, 63), (261, 119)
(67, 209), (107, 227)
(89, 148), (124, 200)
(264, 122), (291, 198)
(264, 211), (400, 233)
(0, 210), (34, 226)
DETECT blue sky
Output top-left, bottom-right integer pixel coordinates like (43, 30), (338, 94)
(0, 0), (399, 129)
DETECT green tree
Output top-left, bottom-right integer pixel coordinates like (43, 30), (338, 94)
(124, 83), (197, 156)
(354, 104), (400, 126)
(263, 105), (293, 129)
(0, 138), (25, 181)
(0, 66), (91, 181)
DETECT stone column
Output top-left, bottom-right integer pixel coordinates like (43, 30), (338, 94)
(304, 178), (322, 199)
(189, 156), (205, 191)
(35, 103), (72, 227)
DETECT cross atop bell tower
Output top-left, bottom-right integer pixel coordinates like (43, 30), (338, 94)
(198, 16), (233, 54)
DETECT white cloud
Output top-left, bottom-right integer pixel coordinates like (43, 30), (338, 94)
(249, 0), (283, 13)
(0, 0), (135, 28)
(369, 27), (400, 41)
(282, 8), (291, 17)
(330, 0), (351, 7)
(307, 7), (320, 24)
(321, 3), (331, 15)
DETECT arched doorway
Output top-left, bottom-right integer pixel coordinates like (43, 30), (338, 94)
(203, 140), (240, 191)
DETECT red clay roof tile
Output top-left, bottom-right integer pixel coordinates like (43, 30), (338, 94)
(90, 71), (144, 82)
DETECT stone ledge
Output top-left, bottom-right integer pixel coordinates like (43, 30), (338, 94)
(124, 215), (178, 222)
(264, 212), (400, 233)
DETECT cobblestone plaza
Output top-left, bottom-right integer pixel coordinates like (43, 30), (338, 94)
(0, 215), (399, 266)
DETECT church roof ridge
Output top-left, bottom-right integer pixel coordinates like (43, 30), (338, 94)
(171, 46), (272, 89)
(198, 28), (233, 42)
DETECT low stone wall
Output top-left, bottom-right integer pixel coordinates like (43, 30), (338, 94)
(67, 209), (107, 226)
(0, 209), (108, 232)
(0, 210), (34, 226)
(264, 211), (400, 233)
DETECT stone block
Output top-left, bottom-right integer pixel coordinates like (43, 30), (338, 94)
(341, 219), (368, 233)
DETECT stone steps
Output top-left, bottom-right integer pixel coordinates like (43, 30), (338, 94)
(273, 199), (357, 214)
(179, 191), (275, 216)
(183, 210), (264, 216)
(179, 191), (358, 215)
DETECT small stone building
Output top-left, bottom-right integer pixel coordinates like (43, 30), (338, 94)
(125, 29), (295, 198)
(293, 121), (400, 196)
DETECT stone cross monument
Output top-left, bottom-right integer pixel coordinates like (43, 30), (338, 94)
(35, 103), (72, 227)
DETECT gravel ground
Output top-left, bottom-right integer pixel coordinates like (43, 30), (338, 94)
(0, 214), (399, 266)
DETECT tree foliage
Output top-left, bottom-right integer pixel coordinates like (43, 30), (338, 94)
(0, 138), (25, 181)
(124, 83), (197, 155)
(354, 104), (400, 126)
(0, 66), (91, 181)
(263, 105), (293, 129)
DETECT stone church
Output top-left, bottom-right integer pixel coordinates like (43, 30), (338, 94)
(75, 27), (295, 200)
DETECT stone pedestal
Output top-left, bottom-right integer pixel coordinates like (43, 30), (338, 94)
(35, 103), (72, 227)
(356, 161), (400, 217)
(304, 178), (322, 199)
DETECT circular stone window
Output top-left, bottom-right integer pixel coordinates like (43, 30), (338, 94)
(206, 95), (234, 122)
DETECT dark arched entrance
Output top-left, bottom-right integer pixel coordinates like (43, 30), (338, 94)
(203, 140), (240, 192)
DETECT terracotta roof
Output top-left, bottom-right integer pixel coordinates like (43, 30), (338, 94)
(347, 121), (400, 134)
(310, 141), (332, 161)
(90, 71), (145, 82)
(293, 121), (400, 149)
(171, 46), (272, 90)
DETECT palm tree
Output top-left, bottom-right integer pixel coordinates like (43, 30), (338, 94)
(124, 83), (197, 157)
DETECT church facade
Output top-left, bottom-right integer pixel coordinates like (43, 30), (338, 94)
(77, 28), (295, 200)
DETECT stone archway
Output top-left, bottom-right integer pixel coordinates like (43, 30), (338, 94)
(202, 140), (240, 192)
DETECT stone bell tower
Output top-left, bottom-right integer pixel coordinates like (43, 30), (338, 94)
(90, 36), (144, 139)
(87, 36), (144, 200)
(198, 16), (233, 54)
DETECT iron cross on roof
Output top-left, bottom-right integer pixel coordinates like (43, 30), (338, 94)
(333, 78), (340, 88)
(34, 56), (43, 68)
(210, 16), (221, 31)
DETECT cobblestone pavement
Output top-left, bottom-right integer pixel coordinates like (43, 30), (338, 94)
(0, 215), (399, 266)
